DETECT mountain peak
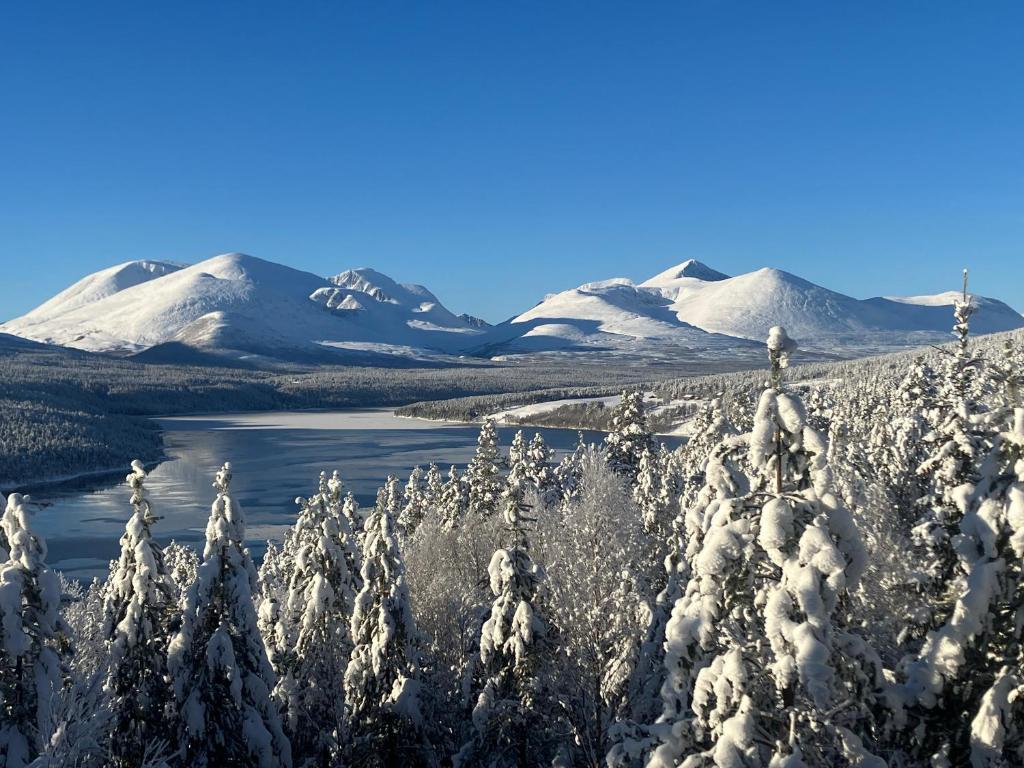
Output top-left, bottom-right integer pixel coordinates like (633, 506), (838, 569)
(643, 259), (729, 286)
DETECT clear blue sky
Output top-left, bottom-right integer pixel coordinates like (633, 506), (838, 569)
(2, 1), (1021, 322)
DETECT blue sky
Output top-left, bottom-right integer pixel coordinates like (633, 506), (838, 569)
(1, 1), (1021, 322)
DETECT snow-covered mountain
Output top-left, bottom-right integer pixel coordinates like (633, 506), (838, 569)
(5, 254), (1021, 365)
(1, 253), (483, 364)
(476, 259), (1024, 355)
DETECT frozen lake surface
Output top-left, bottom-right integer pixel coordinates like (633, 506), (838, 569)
(28, 409), (657, 578)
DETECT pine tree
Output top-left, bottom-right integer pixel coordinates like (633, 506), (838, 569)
(400, 466), (429, 536)
(167, 463), (291, 768)
(380, 474), (404, 520)
(678, 397), (738, 500)
(344, 481), (425, 766)
(467, 419), (503, 518)
(0, 493), (67, 768)
(164, 541), (199, 603)
(342, 490), (362, 537)
(272, 473), (362, 764)
(459, 472), (553, 767)
(525, 432), (558, 504)
(424, 463), (445, 510)
(101, 461), (177, 768)
(508, 430), (528, 480)
(438, 465), (467, 530)
(900, 404), (1024, 764)
(556, 432), (589, 512)
(634, 446), (665, 541)
(607, 427), (753, 768)
(606, 390), (655, 483)
(646, 327), (885, 767)
(912, 273), (991, 630)
(879, 356), (937, 528)
(501, 435), (530, 513)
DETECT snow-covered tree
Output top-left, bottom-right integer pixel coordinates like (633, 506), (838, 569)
(525, 432), (558, 503)
(400, 465), (430, 536)
(60, 574), (107, 683)
(876, 356), (937, 528)
(438, 464), (468, 530)
(634, 446), (666, 541)
(378, 474), (404, 520)
(458, 475), (554, 767)
(899, 404), (1024, 764)
(344, 480), (426, 766)
(101, 461), (177, 768)
(0, 492), (67, 768)
(467, 419), (503, 518)
(342, 490), (362, 537)
(678, 397), (738, 499)
(911, 275), (992, 630)
(167, 463), (291, 768)
(163, 541), (199, 603)
(646, 326), (885, 767)
(611, 433), (752, 768)
(606, 391), (655, 483)
(424, 463), (445, 509)
(543, 447), (650, 767)
(508, 430), (528, 480)
(556, 432), (590, 511)
(271, 474), (362, 764)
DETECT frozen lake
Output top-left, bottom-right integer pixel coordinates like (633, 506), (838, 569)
(26, 409), (655, 578)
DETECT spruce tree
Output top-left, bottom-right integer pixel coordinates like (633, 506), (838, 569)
(467, 419), (503, 518)
(646, 327), (885, 767)
(900, 403), (1024, 764)
(525, 432), (558, 504)
(167, 463), (291, 768)
(0, 493), (67, 768)
(424, 463), (445, 510)
(101, 461), (177, 768)
(438, 465), (467, 530)
(606, 390), (655, 483)
(912, 273), (991, 630)
(400, 466), (429, 536)
(273, 474), (362, 764)
(344, 481), (425, 766)
(459, 473), (553, 767)
(634, 445), (666, 541)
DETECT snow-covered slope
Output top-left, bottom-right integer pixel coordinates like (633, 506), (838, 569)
(1, 254), (482, 363)
(13, 260), (183, 324)
(5, 254), (1021, 365)
(477, 259), (1024, 355)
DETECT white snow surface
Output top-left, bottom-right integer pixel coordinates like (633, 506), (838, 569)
(487, 259), (1023, 353)
(1, 253), (482, 360)
(5, 254), (1022, 361)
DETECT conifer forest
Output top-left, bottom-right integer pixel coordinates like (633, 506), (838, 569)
(2, 293), (1023, 768)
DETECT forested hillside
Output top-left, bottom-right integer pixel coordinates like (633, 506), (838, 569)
(3, 292), (1022, 767)
(0, 341), (682, 487)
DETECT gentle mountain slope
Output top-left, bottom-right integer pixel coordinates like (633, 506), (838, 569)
(478, 259), (1024, 355)
(13, 260), (182, 325)
(1, 254), (480, 363)
(5, 254), (1021, 364)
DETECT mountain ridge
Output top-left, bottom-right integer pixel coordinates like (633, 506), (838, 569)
(3, 254), (1021, 365)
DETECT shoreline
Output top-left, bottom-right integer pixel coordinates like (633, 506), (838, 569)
(1, 454), (165, 495)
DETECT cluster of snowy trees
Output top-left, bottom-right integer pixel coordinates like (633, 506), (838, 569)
(3, 291), (1023, 767)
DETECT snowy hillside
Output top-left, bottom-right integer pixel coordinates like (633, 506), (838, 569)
(5, 254), (1021, 364)
(480, 259), (1024, 354)
(1, 254), (482, 364)
(14, 259), (183, 322)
